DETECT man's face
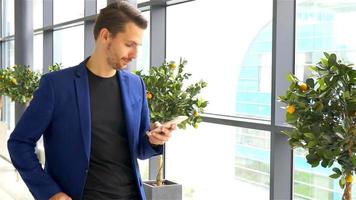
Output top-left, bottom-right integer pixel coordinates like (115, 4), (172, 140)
(105, 22), (144, 70)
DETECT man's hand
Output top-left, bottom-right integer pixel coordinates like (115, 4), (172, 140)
(147, 122), (177, 145)
(49, 192), (72, 200)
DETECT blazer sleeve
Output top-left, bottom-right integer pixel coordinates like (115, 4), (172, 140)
(137, 77), (163, 160)
(7, 75), (62, 200)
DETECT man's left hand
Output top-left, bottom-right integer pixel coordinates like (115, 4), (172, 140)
(147, 122), (177, 145)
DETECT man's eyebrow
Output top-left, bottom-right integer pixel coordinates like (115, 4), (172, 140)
(126, 40), (142, 46)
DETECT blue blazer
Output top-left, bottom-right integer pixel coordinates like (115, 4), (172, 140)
(7, 58), (162, 200)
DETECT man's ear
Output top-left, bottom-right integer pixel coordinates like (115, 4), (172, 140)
(98, 28), (111, 42)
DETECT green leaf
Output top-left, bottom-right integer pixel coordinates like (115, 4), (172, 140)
(339, 177), (346, 189)
(304, 132), (315, 139)
(329, 173), (341, 179)
(286, 112), (298, 123)
(321, 159), (329, 168)
(306, 78), (315, 88)
(306, 141), (317, 148)
(332, 167), (342, 175)
(306, 153), (320, 167)
(329, 54), (337, 66)
(323, 150), (334, 159)
(287, 73), (296, 83)
(323, 52), (330, 58)
(352, 155), (356, 166)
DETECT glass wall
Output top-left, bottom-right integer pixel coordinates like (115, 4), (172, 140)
(136, 11), (150, 73)
(53, 0), (84, 24)
(166, 123), (270, 200)
(166, 0), (273, 120)
(294, 1), (356, 199)
(1, 41), (15, 129)
(33, 0), (43, 29)
(97, 0), (107, 13)
(33, 33), (43, 73)
(1, 0), (14, 36)
(53, 25), (84, 68)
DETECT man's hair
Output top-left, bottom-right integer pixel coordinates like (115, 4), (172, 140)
(93, 0), (147, 40)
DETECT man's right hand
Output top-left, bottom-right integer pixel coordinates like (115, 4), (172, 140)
(49, 192), (72, 200)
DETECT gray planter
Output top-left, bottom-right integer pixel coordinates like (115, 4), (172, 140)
(143, 180), (182, 200)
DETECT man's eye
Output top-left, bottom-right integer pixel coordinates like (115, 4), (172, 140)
(125, 44), (133, 47)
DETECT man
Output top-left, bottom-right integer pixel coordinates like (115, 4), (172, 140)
(7, 1), (175, 200)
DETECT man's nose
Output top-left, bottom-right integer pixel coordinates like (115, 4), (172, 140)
(129, 47), (138, 59)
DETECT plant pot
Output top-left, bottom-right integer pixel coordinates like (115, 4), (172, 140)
(143, 180), (182, 200)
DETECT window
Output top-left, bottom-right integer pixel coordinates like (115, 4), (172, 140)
(166, 123), (270, 200)
(2, 0), (14, 36)
(53, 0), (84, 24)
(136, 11), (150, 73)
(33, 34), (43, 73)
(295, 0), (356, 80)
(294, 0), (356, 199)
(166, 0), (273, 119)
(53, 25), (84, 68)
(33, 0), (43, 29)
(1, 41), (15, 130)
(97, 0), (107, 13)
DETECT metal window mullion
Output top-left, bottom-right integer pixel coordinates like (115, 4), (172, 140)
(43, 0), (53, 73)
(84, 0), (96, 58)
(0, 0), (3, 67)
(270, 0), (296, 199)
(148, 3), (166, 181)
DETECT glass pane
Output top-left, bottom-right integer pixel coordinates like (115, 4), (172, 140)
(53, 0), (84, 24)
(2, 0), (14, 36)
(97, 0), (107, 14)
(293, 148), (350, 200)
(166, 0), (273, 119)
(33, 34), (43, 73)
(1, 41), (15, 130)
(294, 1), (356, 199)
(53, 26), (84, 68)
(138, 160), (149, 181)
(295, 0), (356, 80)
(33, 0), (43, 29)
(136, 11), (150, 73)
(166, 123), (270, 200)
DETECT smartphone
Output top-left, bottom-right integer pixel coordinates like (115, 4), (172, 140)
(161, 116), (188, 128)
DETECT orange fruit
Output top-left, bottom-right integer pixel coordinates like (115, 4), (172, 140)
(346, 175), (353, 183)
(287, 105), (296, 114)
(194, 111), (199, 117)
(299, 83), (308, 92)
(169, 63), (177, 70)
(146, 92), (153, 100)
(11, 78), (17, 85)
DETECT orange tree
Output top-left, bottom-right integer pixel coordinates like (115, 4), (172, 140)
(0, 63), (62, 104)
(134, 59), (208, 186)
(279, 53), (356, 200)
(0, 65), (41, 104)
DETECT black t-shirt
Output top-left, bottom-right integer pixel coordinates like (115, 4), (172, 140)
(82, 68), (139, 200)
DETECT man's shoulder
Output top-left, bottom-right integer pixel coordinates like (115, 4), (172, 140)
(120, 69), (142, 82)
(43, 64), (80, 81)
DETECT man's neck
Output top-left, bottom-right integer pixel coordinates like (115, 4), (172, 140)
(86, 53), (117, 78)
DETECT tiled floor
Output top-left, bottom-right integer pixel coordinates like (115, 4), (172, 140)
(0, 159), (33, 200)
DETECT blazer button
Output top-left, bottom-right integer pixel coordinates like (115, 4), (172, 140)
(85, 169), (88, 173)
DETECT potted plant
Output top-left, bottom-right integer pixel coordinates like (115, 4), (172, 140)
(279, 53), (356, 200)
(0, 63), (62, 105)
(0, 65), (41, 105)
(134, 59), (208, 200)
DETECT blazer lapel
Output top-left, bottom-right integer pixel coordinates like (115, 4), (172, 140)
(74, 62), (91, 162)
